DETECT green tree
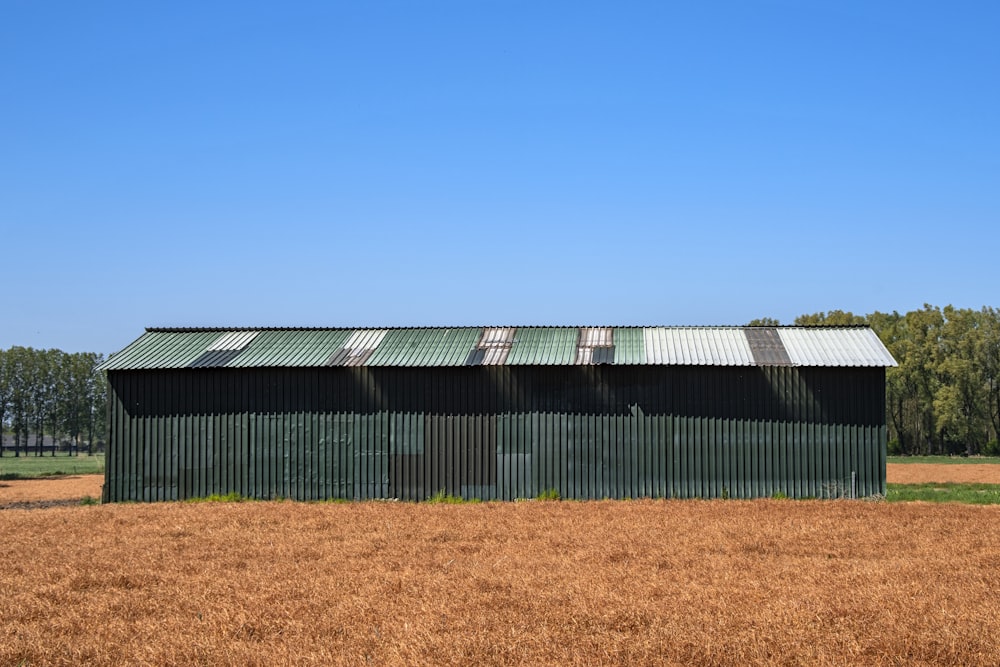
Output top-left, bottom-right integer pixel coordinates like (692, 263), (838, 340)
(980, 307), (1000, 447)
(85, 354), (107, 453)
(933, 307), (988, 454)
(794, 310), (868, 326)
(893, 306), (945, 454)
(0, 349), (9, 455)
(56, 352), (99, 455)
(7, 347), (32, 457)
(28, 349), (62, 456)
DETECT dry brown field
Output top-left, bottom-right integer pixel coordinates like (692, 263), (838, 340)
(2, 495), (1000, 666)
(0, 474), (103, 508)
(886, 463), (1000, 484)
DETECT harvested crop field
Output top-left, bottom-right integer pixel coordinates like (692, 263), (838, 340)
(2, 500), (999, 666)
(0, 474), (103, 508)
(886, 463), (1000, 484)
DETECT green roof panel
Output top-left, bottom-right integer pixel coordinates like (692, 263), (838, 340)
(101, 330), (224, 370)
(229, 329), (352, 367)
(367, 328), (481, 366)
(612, 327), (646, 365)
(506, 328), (577, 365)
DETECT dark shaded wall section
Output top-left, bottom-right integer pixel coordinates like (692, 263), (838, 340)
(104, 366), (887, 501)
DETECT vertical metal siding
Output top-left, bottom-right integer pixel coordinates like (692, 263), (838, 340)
(103, 365), (887, 502)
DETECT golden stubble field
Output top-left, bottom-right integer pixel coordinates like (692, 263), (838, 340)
(886, 463), (1000, 484)
(2, 494), (1000, 665)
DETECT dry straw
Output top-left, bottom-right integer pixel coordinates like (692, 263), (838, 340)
(2, 499), (999, 665)
(886, 463), (1000, 484)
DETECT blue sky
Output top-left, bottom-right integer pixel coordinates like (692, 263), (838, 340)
(3, 1), (998, 354)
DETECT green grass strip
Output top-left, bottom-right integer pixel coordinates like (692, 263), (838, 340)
(887, 483), (1000, 504)
(887, 456), (1000, 465)
(0, 454), (105, 479)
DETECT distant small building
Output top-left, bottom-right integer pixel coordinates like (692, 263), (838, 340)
(100, 326), (896, 502)
(1, 434), (60, 454)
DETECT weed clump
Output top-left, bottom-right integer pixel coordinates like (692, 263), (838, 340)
(186, 491), (249, 503)
(426, 489), (468, 504)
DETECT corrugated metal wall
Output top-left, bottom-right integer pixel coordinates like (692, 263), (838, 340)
(104, 366), (887, 501)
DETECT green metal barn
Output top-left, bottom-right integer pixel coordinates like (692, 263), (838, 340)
(100, 326), (896, 502)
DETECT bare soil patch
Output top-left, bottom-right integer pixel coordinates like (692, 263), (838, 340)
(1, 500), (998, 666)
(0, 474), (103, 506)
(887, 463), (1000, 484)
(0, 474), (103, 508)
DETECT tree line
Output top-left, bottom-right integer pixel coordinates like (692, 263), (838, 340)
(0, 347), (107, 457)
(752, 305), (1000, 456)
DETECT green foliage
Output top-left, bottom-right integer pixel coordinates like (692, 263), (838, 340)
(887, 483), (1000, 505)
(426, 489), (467, 504)
(985, 440), (1000, 457)
(882, 305), (1000, 455)
(0, 346), (107, 457)
(536, 488), (561, 501)
(746, 317), (780, 326)
(79, 495), (100, 505)
(887, 438), (902, 456)
(187, 491), (249, 503)
(794, 310), (868, 326)
(770, 491), (788, 500)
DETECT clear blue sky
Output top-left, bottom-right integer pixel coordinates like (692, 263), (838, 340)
(3, 1), (998, 354)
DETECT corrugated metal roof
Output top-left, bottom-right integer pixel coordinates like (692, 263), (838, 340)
(778, 327), (897, 367)
(229, 330), (351, 367)
(367, 328), (481, 366)
(612, 328), (646, 365)
(642, 327), (755, 365)
(506, 328), (577, 365)
(743, 327), (792, 366)
(576, 327), (613, 365)
(103, 330), (223, 370)
(100, 326), (897, 370)
(207, 330), (259, 351)
(478, 327), (516, 366)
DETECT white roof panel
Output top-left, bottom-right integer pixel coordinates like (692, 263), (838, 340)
(207, 330), (259, 351)
(642, 327), (755, 365)
(778, 328), (897, 367)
